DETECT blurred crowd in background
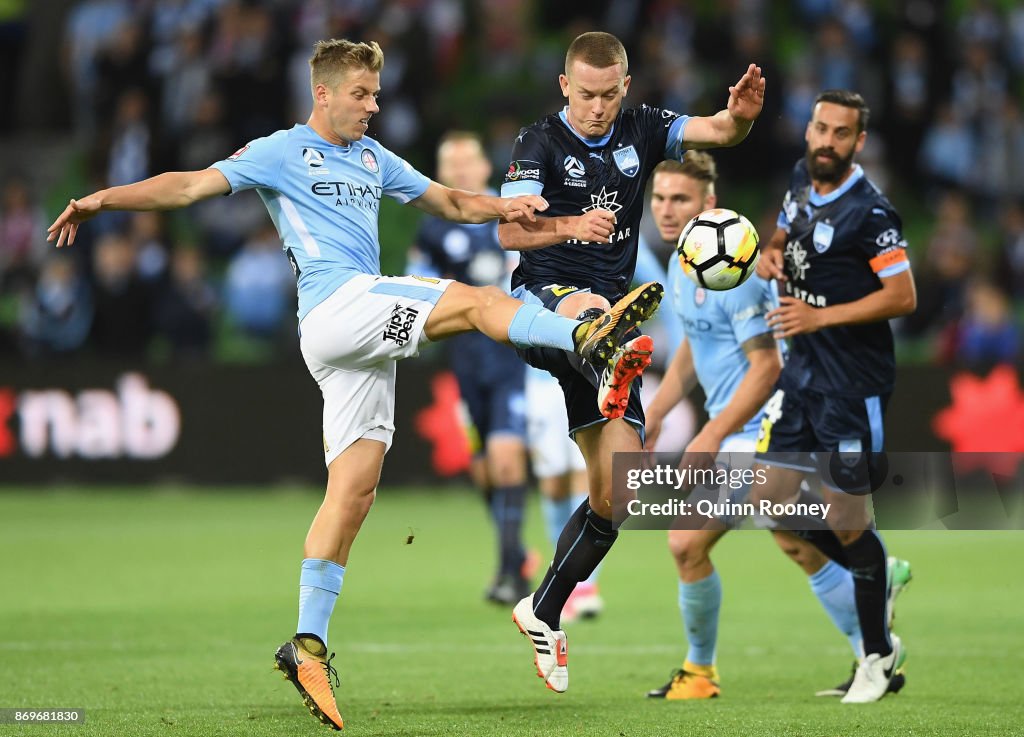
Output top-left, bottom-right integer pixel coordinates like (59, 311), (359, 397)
(0, 0), (1022, 367)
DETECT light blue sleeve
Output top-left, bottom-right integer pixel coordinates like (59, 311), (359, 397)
(378, 146), (431, 204)
(664, 115), (692, 161)
(210, 130), (288, 192)
(724, 277), (774, 346)
(501, 180), (544, 196)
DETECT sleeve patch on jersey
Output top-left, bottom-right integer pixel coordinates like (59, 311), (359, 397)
(875, 227), (907, 249)
(869, 248), (908, 273)
(227, 145), (249, 160)
(505, 160), (542, 182)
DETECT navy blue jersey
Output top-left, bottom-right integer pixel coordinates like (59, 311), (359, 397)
(411, 215), (523, 383)
(776, 160), (911, 397)
(413, 218), (510, 289)
(501, 106), (688, 302)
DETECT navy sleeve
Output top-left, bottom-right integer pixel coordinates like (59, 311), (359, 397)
(501, 127), (547, 197)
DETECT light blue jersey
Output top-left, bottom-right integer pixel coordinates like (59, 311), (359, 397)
(211, 124), (431, 320)
(667, 262), (778, 435)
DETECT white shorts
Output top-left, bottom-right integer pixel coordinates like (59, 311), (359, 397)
(300, 274), (453, 466)
(525, 369), (587, 478)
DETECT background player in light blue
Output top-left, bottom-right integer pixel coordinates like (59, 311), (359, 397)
(641, 155), (908, 700)
(46, 38), (659, 731)
(407, 130), (533, 606)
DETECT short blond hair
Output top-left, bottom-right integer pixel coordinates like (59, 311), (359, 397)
(308, 39), (384, 95)
(565, 32), (628, 76)
(654, 152), (718, 196)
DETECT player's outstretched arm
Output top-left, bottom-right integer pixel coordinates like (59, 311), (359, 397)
(497, 209), (617, 251)
(47, 169), (231, 248)
(410, 181), (548, 225)
(682, 64), (765, 149)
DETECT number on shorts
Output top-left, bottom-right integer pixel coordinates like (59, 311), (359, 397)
(756, 389), (785, 453)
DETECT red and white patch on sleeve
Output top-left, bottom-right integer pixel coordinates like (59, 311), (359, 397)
(227, 145), (250, 161)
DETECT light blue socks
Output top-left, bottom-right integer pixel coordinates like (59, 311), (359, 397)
(808, 560), (863, 658)
(297, 558), (345, 645)
(679, 570), (722, 666)
(508, 304), (581, 350)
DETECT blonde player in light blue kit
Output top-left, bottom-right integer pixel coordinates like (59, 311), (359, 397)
(47, 38), (664, 731)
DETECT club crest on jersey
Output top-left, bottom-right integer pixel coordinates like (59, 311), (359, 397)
(361, 149), (379, 173)
(813, 221), (835, 253)
(612, 145), (640, 177)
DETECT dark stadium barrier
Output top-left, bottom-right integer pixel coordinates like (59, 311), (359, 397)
(1, 361), (1022, 487)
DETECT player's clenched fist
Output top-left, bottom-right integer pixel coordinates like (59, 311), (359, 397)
(570, 209), (617, 244)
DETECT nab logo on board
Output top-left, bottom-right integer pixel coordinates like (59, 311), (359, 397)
(0, 373), (181, 460)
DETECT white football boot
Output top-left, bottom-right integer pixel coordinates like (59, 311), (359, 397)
(512, 595), (569, 693)
(841, 635), (903, 703)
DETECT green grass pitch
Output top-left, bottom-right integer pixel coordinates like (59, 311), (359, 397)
(1, 487), (1022, 736)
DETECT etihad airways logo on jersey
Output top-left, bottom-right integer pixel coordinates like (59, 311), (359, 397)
(506, 160), (541, 182)
(311, 181), (383, 210)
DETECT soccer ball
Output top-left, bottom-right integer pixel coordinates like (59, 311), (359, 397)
(676, 208), (760, 290)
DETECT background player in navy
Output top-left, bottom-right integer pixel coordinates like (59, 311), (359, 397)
(642, 155), (910, 701)
(498, 31), (766, 693)
(408, 131), (532, 605)
(753, 90), (917, 704)
(46, 38), (661, 730)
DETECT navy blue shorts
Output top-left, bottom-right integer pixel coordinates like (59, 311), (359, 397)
(511, 283), (645, 441)
(449, 333), (526, 449)
(755, 379), (889, 493)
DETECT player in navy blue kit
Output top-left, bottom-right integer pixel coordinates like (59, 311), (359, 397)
(409, 131), (532, 605)
(499, 31), (766, 693)
(753, 90), (917, 703)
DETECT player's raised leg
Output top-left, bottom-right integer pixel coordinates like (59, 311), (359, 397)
(424, 280), (662, 367)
